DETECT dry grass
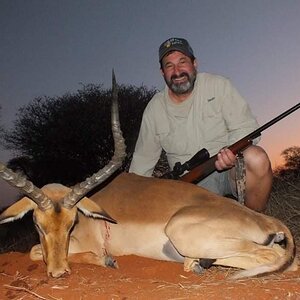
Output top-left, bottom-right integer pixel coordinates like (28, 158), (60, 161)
(266, 172), (300, 246)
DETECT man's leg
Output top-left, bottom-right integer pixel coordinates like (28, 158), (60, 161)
(229, 145), (273, 212)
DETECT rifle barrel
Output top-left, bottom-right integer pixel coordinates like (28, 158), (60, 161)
(246, 102), (300, 140)
(180, 101), (300, 183)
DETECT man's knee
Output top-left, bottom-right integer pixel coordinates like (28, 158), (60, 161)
(235, 146), (272, 212)
(243, 145), (272, 175)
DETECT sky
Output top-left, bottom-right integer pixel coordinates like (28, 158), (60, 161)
(1, 0), (300, 207)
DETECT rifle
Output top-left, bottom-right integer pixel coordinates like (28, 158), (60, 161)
(162, 102), (300, 183)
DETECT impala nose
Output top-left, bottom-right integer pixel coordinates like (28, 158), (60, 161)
(48, 265), (71, 278)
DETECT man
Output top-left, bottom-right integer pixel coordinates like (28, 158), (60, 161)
(129, 37), (272, 212)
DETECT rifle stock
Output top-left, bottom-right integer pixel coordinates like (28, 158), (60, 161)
(180, 137), (254, 183)
(160, 148), (209, 179)
(179, 101), (300, 184)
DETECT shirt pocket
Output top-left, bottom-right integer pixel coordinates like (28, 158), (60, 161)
(202, 111), (228, 146)
(158, 120), (192, 156)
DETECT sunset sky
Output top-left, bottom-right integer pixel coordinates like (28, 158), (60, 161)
(1, 0), (300, 206)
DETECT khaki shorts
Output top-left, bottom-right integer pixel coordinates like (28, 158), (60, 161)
(197, 170), (237, 197)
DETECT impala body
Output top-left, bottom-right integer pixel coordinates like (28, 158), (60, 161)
(0, 170), (297, 279)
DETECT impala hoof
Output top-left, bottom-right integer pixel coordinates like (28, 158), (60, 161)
(105, 255), (118, 269)
(30, 244), (43, 261)
(184, 257), (204, 274)
(200, 258), (216, 269)
(192, 262), (205, 274)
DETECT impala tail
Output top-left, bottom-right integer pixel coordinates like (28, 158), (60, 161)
(231, 225), (297, 279)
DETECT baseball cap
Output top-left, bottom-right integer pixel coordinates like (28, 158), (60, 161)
(159, 37), (195, 62)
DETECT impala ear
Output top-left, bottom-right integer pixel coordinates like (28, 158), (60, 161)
(76, 197), (117, 224)
(0, 197), (37, 224)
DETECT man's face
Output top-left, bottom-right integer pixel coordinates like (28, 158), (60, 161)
(161, 51), (197, 95)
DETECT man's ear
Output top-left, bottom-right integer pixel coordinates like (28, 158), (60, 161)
(160, 67), (165, 76)
(193, 58), (198, 69)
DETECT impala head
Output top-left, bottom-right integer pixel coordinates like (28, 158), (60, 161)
(33, 185), (78, 277)
(0, 71), (126, 277)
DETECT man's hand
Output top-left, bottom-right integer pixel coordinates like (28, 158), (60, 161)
(215, 148), (236, 171)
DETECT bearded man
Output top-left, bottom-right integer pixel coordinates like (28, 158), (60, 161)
(129, 37), (272, 212)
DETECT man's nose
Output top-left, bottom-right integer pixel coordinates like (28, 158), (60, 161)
(173, 65), (182, 76)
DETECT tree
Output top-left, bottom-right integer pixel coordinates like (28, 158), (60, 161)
(281, 146), (300, 170)
(3, 84), (156, 186)
(274, 146), (300, 178)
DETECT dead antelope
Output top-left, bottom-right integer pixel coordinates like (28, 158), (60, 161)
(0, 75), (297, 279)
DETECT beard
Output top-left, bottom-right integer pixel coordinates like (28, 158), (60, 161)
(165, 70), (197, 95)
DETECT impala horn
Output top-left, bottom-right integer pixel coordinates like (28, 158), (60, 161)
(62, 70), (126, 209)
(0, 162), (53, 211)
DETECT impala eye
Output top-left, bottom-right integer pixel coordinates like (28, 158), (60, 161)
(33, 216), (44, 234)
(34, 222), (43, 234)
(69, 213), (79, 234)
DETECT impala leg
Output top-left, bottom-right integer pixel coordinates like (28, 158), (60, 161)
(170, 228), (284, 271)
(67, 252), (118, 268)
(30, 244), (43, 261)
(165, 208), (285, 271)
(30, 243), (118, 268)
(214, 242), (285, 269)
(174, 221), (283, 265)
(68, 225), (118, 268)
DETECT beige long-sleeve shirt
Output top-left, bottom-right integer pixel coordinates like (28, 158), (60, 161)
(129, 72), (259, 176)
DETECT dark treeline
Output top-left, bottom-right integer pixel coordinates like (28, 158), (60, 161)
(274, 146), (300, 178)
(2, 83), (157, 187)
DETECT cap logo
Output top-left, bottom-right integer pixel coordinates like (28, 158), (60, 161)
(164, 40), (172, 48)
(159, 37), (194, 62)
(164, 38), (183, 49)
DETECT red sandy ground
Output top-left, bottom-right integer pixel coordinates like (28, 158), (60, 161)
(0, 252), (299, 300)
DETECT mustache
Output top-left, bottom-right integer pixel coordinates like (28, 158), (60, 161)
(170, 72), (189, 81)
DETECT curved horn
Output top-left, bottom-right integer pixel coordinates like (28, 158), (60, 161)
(0, 162), (53, 211)
(62, 70), (126, 208)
